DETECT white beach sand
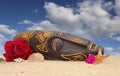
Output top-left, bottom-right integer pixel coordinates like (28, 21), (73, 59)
(0, 55), (120, 76)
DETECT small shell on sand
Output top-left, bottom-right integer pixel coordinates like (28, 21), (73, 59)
(28, 53), (44, 62)
(14, 58), (24, 63)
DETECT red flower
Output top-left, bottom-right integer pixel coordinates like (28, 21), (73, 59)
(3, 39), (33, 62)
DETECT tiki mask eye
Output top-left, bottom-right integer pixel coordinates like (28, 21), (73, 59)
(51, 38), (64, 51)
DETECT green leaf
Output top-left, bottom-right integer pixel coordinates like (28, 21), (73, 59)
(0, 58), (5, 62)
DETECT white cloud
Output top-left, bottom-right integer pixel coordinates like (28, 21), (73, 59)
(0, 24), (17, 54)
(0, 34), (6, 42)
(19, 1), (120, 40)
(27, 20), (59, 31)
(104, 47), (114, 52)
(18, 20), (35, 25)
(104, 47), (120, 55)
(44, 1), (120, 39)
(0, 34), (4, 39)
(0, 34), (7, 54)
(113, 36), (120, 41)
(112, 48), (120, 55)
(0, 44), (4, 54)
(44, 2), (79, 24)
(0, 24), (16, 35)
(18, 20), (57, 30)
(115, 0), (120, 16)
(102, 1), (114, 11)
(34, 9), (38, 13)
(32, 9), (39, 14)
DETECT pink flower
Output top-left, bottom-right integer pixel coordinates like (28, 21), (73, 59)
(86, 54), (96, 64)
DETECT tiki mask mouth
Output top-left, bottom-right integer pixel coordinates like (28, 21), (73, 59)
(87, 42), (104, 55)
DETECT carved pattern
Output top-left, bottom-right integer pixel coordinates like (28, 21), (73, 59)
(14, 31), (34, 42)
(36, 34), (45, 43)
(58, 32), (62, 36)
(43, 31), (52, 38)
(35, 31), (53, 52)
(36, 43), (48, 52)
(69, 38), (84, 44)
(61, 53), (87, 61)
(52, 39), (59, 51)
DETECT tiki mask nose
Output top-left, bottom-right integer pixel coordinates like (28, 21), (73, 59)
(50, 38), (64, 51)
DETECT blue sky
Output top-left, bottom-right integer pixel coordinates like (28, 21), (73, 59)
(0, 0), (120, 55)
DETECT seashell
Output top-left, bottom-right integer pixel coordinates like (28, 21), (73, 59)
(14, 58), (24, 63)
(28, 53), (44, 62)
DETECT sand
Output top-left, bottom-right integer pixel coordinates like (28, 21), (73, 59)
(0, 55), (120, 76)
